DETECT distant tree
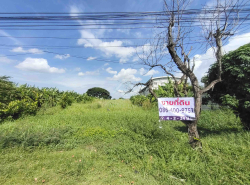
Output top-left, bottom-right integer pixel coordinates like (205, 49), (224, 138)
(202, 43), (250, 129)
(86, 87), (111, 99)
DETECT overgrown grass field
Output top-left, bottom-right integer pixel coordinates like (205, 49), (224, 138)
(0, 100), (249, 184)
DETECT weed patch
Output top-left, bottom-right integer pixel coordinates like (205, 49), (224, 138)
(0, 100), (249, 184)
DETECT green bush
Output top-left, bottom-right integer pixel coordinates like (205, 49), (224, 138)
(0, 77), (100, 121)
(82, 93), (95, 103)
(0, 76), (87, 121)
(130, 95), (148, 106)
(0, 99), (38, 120)
(59, 93), (73, 109)
(0, 76), (17, 105)
(203, 43), (250, 128)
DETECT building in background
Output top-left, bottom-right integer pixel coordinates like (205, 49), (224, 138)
(139, 76), (181, 96)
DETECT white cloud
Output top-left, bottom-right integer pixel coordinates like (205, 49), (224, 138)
(55, 54), (70, 60)
(69, 6), (154, 66)
(107, 68), (141, 82)
(106, 67), (117, 74)
(0, 56), (16, 63)
(74, 67), (81, 71)
(78, 70), (99, 76)
(70, 6), (137, 64)
(139, 68), (146, 75)
(78, 72), (84, 76)
(104, 63), (109, 66)
(119, 58), (128, 64)
(193, 32), (250, 83)
(56, 77), (107, 89)
(146, 69), (159, 76)
(87, 57), (97, 61)
(77, 32), (136, 62)
(11, 47), (43, 54)
(118, 90), (124, 93)
(15, 58), (65, 73)
(132, 57), (139, 62)
(139, 68), (159, 76)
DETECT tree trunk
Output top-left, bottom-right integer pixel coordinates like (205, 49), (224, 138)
(186, 120), (201, 148)
(185, 90), (202, 148)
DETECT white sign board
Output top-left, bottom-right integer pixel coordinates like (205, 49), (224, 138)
(158, 97), (195, 121)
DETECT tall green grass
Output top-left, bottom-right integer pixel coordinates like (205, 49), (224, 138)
(0, 100), (249, 184)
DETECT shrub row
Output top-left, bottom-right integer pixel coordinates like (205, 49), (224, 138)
(0, 76), (94, 122)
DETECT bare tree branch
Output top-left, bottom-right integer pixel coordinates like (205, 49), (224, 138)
(125, 78), (158, 100)
(199, 0), (249, 93)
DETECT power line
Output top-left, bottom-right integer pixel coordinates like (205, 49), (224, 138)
(0, 6), (249, 15)
(1, 35), (250, 49)
(0, 50), (142, 65)
(1, 34), (250, 41)
(0, 35), (155, 40)
(0, 35), (206, 40)
(0, 46), (219, 63)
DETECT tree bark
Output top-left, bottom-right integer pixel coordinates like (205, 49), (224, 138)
(167, 22), (203, 148)
(148, 79), (158, 100)
(186, 120), (201, 148)
(184, 89), (202, 148)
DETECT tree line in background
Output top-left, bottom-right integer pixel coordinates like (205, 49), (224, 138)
(0, 77), (112, 122)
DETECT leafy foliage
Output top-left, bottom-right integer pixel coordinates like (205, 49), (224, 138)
(82, 93), (95, 103)
(0, 76), (94, 122)
(59, 93), (73, 108)
(203, 43), (250, 128)
(220, 94), (239, 108)
(157, 78), (193, 98)
(130, 78), (194, 108)
(86, 87), (112, 99)
(130, 95), (148, 106)
(0, 76), (17, 105)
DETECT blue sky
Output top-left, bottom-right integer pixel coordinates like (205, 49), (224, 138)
(0, 0), (250, 98)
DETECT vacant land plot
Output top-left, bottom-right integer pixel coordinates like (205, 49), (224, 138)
(0, 100), (249, 184)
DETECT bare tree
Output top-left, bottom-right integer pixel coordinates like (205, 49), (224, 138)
(128, 0), (249, 148)
(200, 0), (249, 91)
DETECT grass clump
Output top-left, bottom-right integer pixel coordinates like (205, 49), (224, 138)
(0, 100), (249, 184)
(88, 102), (102, 109)
(0, 126), (71, 149)
(74, 127), (125, 139)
